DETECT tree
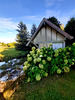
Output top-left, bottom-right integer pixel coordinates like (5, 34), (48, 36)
(1, 42), (7, 46)
(31, 23), (37, 36)
(65, 17), (75, 45)
(15, 21), (30, 51)
(47, 16), (61, 28)
(7, 42), (16, 47)
(65, 17), (75, 37)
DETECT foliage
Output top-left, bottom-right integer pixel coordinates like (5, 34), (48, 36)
(60, 24), (64, 30)
(31, 23), (37, 36)
(0, 42), (15, 47)
(0, 42), (7, 46)
(23, 43), (75, 82)
(65, 17), (75, 45)
(47, 16), (61, 28)
(7, 42), (16, 47)
(15, 21), (31, 51)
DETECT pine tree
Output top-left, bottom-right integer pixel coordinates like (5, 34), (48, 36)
(31, 23), (37, 36)
(15, 21), (30, 51)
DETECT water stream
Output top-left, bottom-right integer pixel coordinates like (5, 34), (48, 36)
(0, 59), (24, 82)
(0, 62), (5, 67)
(0, 69), (3, 73)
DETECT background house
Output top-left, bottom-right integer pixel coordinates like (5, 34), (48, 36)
(27, 18), (74, 49)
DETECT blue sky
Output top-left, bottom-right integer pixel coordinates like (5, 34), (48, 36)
(0, 0), (75, 43)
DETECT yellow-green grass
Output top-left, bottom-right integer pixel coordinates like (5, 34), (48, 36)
(9, 70), (75, 100)
(0, 46), (28, 62)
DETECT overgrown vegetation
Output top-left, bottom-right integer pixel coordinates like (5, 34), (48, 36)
(23, 43), (75, 82)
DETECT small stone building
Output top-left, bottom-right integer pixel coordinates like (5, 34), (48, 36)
(27, 18), (74, 49)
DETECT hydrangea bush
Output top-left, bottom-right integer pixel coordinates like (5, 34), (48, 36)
(23, 43), (75, 82)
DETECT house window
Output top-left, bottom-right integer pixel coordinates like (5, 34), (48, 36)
(52, 43), (63, 50)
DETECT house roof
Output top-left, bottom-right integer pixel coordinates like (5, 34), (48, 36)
(26, 18), (74, 46)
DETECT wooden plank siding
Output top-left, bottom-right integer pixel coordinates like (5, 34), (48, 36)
(33, 25), (65, 48)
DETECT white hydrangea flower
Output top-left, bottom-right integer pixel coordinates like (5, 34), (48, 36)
(57, 69), (62, 74)
(27, 64), (31, 68)
(23, 66), (28, 71)
(30, 51), (35, 55)
(64, 59), (68, 65)
(37, 49), (40, 54)
(39, 55), (43, 57)
(34, 59), (37, 64)
(37, 58), (41, 62)
(27, 54), (30, 57)
(45, 72), (48, 77)
(27, 57), (32, 62)
(24, 61), (28, 66)
(32, 47), (36, 51)
(36, 54), (39, 57)
(36, 73), (41, 81)
(42, 60), (46, 64)
(47, 57), (51, 61)
(39, 64), (44, 69)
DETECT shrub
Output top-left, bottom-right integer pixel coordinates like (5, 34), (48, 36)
(23, 43), (75, 82)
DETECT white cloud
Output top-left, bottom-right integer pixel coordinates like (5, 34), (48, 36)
(45, 0), (63, 7)
(21, 15), (43, 21)
(0, 18), (18, 43)
(0, 37), (16, 43)
(21, 15), (45, 32)
(45, 0), (54, 7)
(46, 9), (61, 17)
(0, 18), (18, 30)
(58, 17), (69, 25)
(45, 9), (70, 26)
(58, 9), (75, 25)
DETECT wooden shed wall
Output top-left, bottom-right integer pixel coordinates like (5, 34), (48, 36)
(33, 25), (65, 48)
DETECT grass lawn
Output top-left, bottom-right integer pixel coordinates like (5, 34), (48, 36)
(0, 46), (28, 62)
(9, 70), (75, 100)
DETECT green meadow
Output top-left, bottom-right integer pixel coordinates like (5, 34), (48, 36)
(0, 46), (28, 62)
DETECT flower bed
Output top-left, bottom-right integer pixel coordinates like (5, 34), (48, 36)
(23, 43), (75, 82)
